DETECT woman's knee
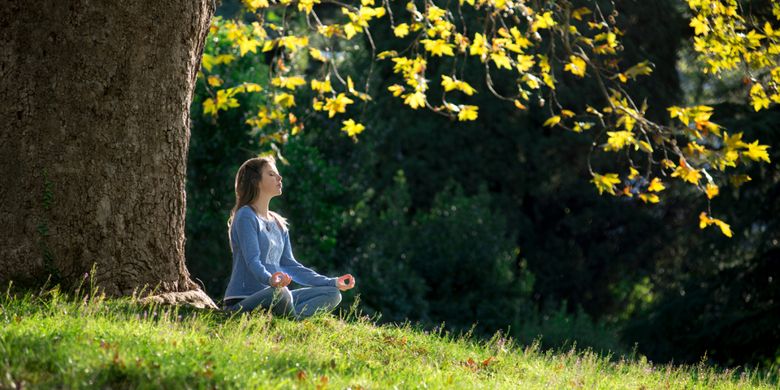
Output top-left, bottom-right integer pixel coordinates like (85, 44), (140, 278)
(274, 287), (295, 313)
(326, 286), (342, 306)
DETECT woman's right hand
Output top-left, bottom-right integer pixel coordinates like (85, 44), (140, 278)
(269, 271), (291, 288)
(336, 274), (356, 291)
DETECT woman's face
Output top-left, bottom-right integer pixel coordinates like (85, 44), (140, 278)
(260, 162), (283, 197)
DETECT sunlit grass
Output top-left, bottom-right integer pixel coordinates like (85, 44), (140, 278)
(0, 284), (777, 389)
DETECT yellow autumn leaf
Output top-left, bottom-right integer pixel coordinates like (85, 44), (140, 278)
(520, 73), (539, 90)
(348, 80), (371, 101)
(278, 35), (308, 52)
(532, 11), (556, 31)
(203, 89), (240, 117)
(312, 97), (324, 111)
(604, 131), (635, 152)
(343, 22), (358, 39)
(690, 15), (710, 35)
(261, 40), (276, 52)
(317, 24), (342, 38)
(232, 82), (262, 93)
(272, 76), (306, 90)
(542, 73), (555, 90)
(426, 5), (446, 21)
(441, 75), (475, 95)
(670, 159), (701, 185)
(323, 93), (354, 117)
(341, 119), (366, 137)
(637, 140), (654, 153)
(591, 172), (621, 195)
(647, 178), (665, 192)
(441, 75), (458, 92)
(624, 61), (653, 79)
(458, 105), (478, 121)
(421, 39), (454, 56)
(309, 48), (327, 62)
(394, 23), (410, 37)
(699, 212), (733, 238)
(388, 84), (405, 97)
(291, 123), (303, 136)
(243, 0), (269, 12)
(750, 84), (770, 111)
(639, 193), (660, 204)
(543, 115), (561, 127)
(201, 54), (217, 72)
(237, 36), (262, 56)
(516, 55), (535, 72)
(207, 75), (223, 87)
(742, 140), (771, 163)
(564, 55), (587, 77)
(705, 183), (719, 199)
(377, 50), (398, 59)
(573, 122), (593, 132)
(274, 93), (296, 108)
(628, 166), (639, 180)
(203, 98), (217, 116)
(403, 91), (426, 109)
(723, 131), (747, 150)
(297, 0), (320, 13)
(457, 81), (476, 95)
(491, 52), (512, 70)
(245, 106), (273, 128)
(310, 78), (333, 94)
(572, 7), (592, 21)
(667, 106), (689, 125)
(215, 54), (236, 65)
(469, 33), (488, 57)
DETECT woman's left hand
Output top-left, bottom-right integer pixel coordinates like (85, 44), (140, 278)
(336, 274), (355, 291)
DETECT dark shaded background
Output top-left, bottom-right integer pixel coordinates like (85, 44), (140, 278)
(185, 0), (780, 368)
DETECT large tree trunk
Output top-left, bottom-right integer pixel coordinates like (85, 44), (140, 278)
(0, 1), (216, 308)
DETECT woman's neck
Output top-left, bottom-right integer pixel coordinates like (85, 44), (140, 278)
(249, 196), (272, 219)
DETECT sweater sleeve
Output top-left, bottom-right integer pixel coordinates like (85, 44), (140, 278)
(234, 211), (273, 285)
(279, 229), (337, 287)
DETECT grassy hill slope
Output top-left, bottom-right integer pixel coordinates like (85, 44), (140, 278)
(0, 287), (776, 389)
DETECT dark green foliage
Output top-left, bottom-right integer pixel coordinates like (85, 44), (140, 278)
(623, 105), (780, 367)
(346, 170), (431, 323)
(407, 180), (529, 333)
(346, 172), (531, 334)
(517, 301), (627, 356)
(182, 0), (780, 367)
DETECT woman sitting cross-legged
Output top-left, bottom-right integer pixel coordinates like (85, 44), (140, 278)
(222, 156), (355, 319)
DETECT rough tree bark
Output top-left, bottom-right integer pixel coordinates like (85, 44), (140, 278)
(0, 1), (217, 308)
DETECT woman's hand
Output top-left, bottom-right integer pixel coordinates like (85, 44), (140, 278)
(336, 274), (355, 291)
(269, 271), (292, 288)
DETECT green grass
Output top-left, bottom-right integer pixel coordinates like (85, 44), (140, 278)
(1, 286), (777, 389)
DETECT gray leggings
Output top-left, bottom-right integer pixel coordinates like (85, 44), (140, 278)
(225, 286), (342, 319)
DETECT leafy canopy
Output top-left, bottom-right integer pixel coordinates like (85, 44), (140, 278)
(198, 0), (779, 236)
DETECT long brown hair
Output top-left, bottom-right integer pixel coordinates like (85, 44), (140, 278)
(227, 156), (289, 252)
